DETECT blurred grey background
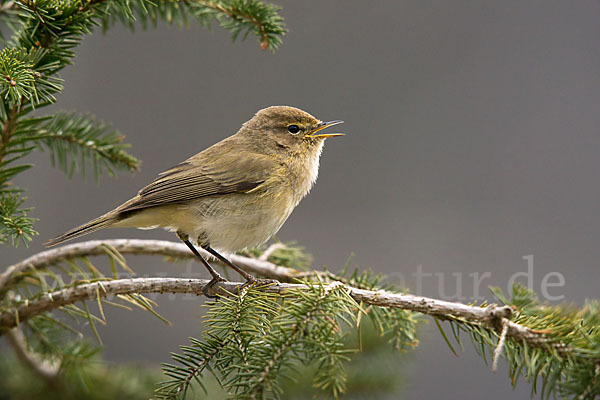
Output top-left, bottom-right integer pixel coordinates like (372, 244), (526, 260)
(5, 0), (600, 398)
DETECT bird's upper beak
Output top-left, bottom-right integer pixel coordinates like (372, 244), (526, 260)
(309, 120), (345, 138)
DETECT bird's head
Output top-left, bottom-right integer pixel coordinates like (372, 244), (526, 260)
(240, 106), (344, 153)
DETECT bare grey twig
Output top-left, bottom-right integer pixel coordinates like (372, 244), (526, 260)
(0, 239), (300, 291)
(0, 239), (561, 356)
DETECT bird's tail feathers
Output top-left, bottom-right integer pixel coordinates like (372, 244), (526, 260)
(44, 213), (117, 247)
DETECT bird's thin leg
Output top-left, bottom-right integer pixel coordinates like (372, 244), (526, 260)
(203, 246), (278, 286)
(177, 233), (225, 297)
(181, 240), (224, 281)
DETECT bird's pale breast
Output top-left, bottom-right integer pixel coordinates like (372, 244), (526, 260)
(193, 190), (297, 252)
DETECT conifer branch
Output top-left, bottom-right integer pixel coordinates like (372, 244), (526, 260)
(0, 275), (548, 353)
(99, 0), (286, 51)
(0, 193), (37, 246)
(0, 238), (299, 291)
(198, 0), (286, 51)
(1, 239), (598, 398)
(5, 327), (59, 383)
(32, 112), (140, 179)
(0, 239), (561, 352)
(0, 103), (20, 168)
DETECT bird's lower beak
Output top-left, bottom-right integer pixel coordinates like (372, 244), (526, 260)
(310, 120), (345, 138)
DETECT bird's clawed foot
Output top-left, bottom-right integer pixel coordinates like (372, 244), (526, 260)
(202, 274), (227, 298)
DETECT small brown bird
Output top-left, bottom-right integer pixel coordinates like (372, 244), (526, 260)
(46, 106), (344, 295)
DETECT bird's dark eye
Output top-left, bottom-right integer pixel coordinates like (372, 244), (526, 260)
(287, 124), (300, 134)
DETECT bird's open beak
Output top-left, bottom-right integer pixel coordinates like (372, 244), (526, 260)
(310, 120), (345, 138)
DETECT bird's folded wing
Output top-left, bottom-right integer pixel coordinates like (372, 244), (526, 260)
(118, 153), (277, 212)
